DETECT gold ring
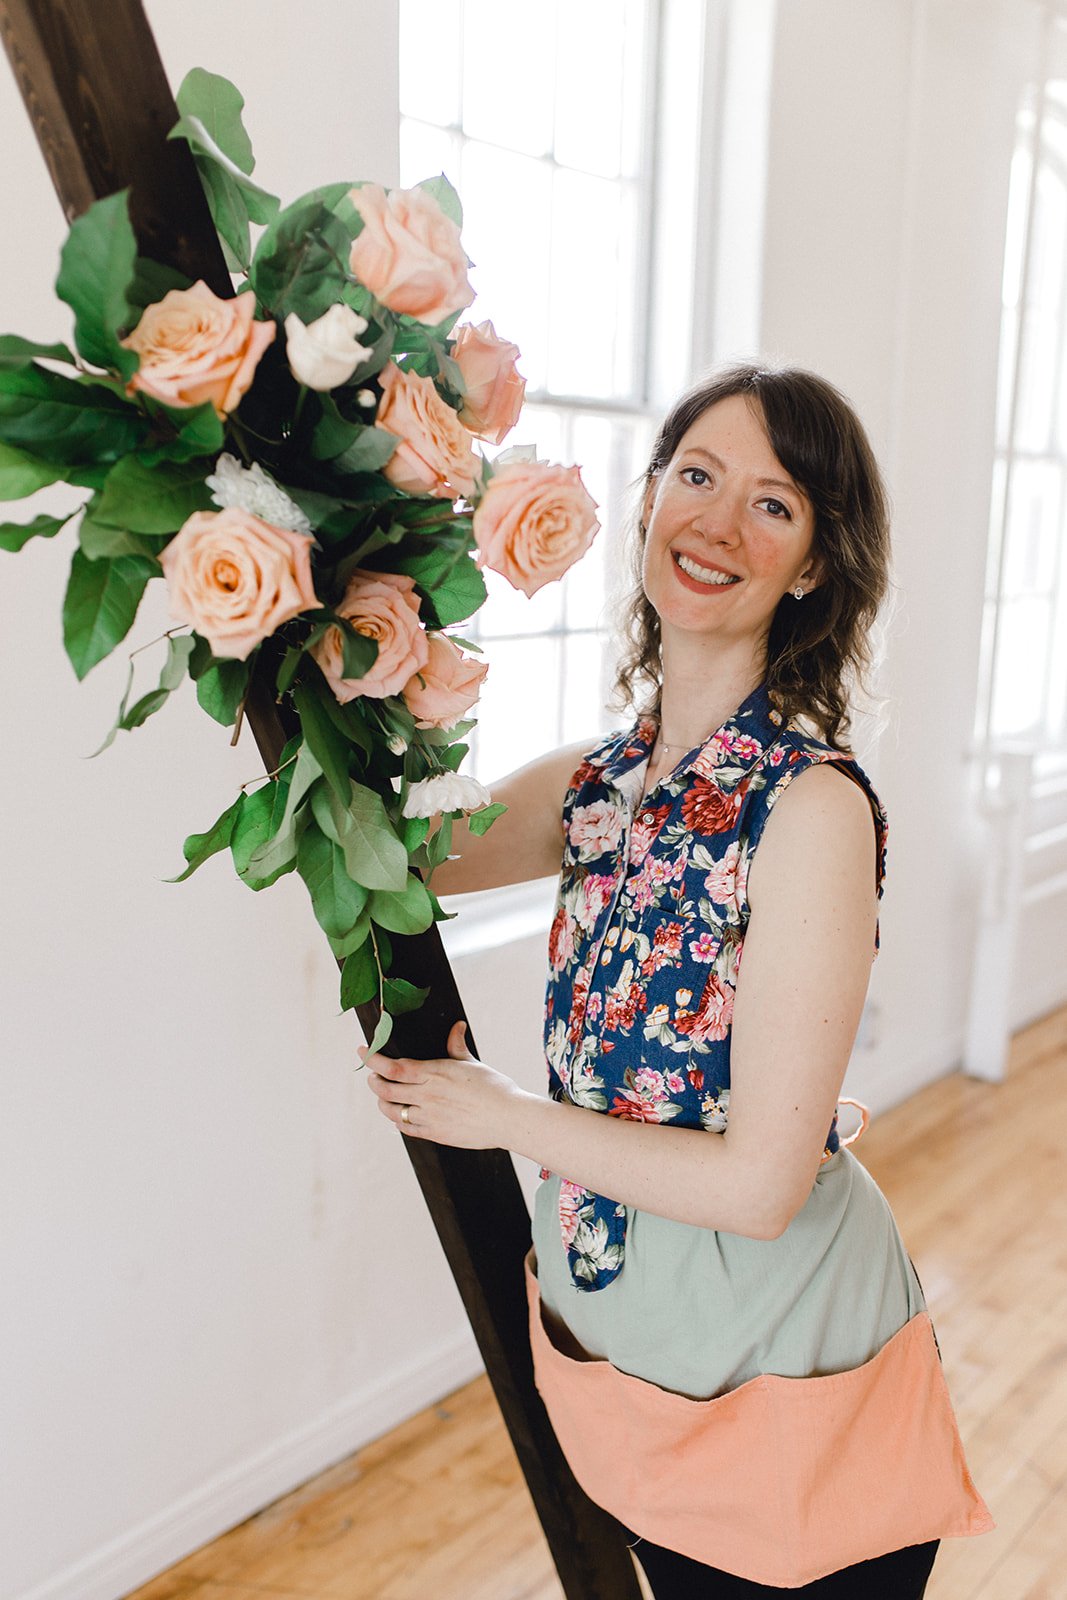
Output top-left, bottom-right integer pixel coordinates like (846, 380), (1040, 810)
(400, 1104), (411, 1125)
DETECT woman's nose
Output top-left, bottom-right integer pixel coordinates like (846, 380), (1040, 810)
(692, 487), (744, 544)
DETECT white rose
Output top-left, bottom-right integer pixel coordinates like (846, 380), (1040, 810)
(284, 303), (372, 391)
(402, 772), (492, 819)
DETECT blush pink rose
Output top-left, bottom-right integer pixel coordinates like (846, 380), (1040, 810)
(310, 568), (429, 703)
(348, 182), (475, 326)
(568, 800), (623, 862)
(451, 319), (526, 444)
(401, 632), (488, 728)
(375, 363), (480, 499)
(122, 282), (275, 418)
(472, 461), (600, 597)
(160, 508), (319, 661)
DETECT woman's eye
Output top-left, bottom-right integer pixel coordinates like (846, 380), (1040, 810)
(682, 467), (710, 486)
(761, 498), (792, 520)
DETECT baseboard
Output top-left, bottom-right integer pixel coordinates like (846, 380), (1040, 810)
(13, 1332), (486, 1600)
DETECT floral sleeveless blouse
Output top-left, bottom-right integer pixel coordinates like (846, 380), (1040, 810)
(540, 679), (888, 1293)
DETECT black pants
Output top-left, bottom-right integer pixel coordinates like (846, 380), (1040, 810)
(622, 1530), (940, 1598)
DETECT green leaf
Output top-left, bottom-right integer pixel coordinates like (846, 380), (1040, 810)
(296, 821), (369, 938)
(332, 427), (398, 476)
(340, 940), (379, 1011)
(168, 107), (279, 209)
(267, 738), (323, 847)
(391, 546), (486, 627)
(292, 680), (352, 804)
(382, 977), (429, 1015)
(368, 876), (434, 935)
(310, 394), (361, 460)
(62, 547), (158, 680)
(0, 363), (144, 465)
(55, 190), (139, 378)
(328, 907), (371, 960)
(96, 455), (214, 533)
(251, 193), (353, 320)
(165, 794), (243, 882)
(0, 439), (68, 498)
(467, 801), (507, 837)
(362, 1006), (393, 1057)
(174, 68), (256, 174)
(78, 514), (168, 560)
(417, 174), (463, 228)
(0, 335), (76, 368)
(309, 781), (408, 890)
(241, 780), (307, 891)
(425, 814), (454, 871)
(195, 656), (250, 726)
(0, 511), (70, 552)
(137, 397), (225, 465)
(89, 632), (193, 755)
(195, 159), (252, 274)
(127, 257), (192, 311)
(401, 814), (430, 851)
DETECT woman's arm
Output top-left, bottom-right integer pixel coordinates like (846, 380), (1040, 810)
(427, 736), (602, 896)
(367, 762), (879, 1241)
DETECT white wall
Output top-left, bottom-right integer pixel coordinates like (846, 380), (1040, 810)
(1, 3), (1061, 1599)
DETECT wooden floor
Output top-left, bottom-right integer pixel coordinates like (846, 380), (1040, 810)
(128, 1006), (1067, 1600)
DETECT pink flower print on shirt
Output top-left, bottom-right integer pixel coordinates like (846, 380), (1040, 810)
(633, 1066), (669, 1098)
(548, 905), (576, 974)
(640, 919), (684, 977)
(559, 1178), (587, 1247)
(568, 799), (624, 862)
(609, 1087), (670, 1122)
(689, 930), (720, 963)
(629, 801), (672, 865)
(674, 970), (735, 1043)
(703, 839), (746, 919)
(573, 872), (616, 932)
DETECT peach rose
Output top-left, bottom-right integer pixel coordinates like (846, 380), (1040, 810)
(402, 632), (488, 728)
(472, 461), (600, 597)
(375, 362), (480, 499)
(451, 320), (526, 444)
(122, 282), (275, 417)
(160, 508), (319, 661)
(348, 182), (475, 326)
(310, 568), (429, 703)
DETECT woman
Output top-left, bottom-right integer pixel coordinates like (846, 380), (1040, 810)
(361, 363), (994, 1596)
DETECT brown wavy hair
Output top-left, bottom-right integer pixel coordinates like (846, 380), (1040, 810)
(612, 362), (893, 752)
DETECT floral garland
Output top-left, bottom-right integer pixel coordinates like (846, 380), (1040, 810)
(0, 69), (599, 1051)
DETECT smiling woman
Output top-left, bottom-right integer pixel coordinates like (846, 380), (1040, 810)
(364, 361), (994, 1595)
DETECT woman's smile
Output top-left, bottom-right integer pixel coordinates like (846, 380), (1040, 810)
(672, 549), (743, 591)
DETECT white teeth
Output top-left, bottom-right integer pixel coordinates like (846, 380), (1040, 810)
(675, 553), (740, 586)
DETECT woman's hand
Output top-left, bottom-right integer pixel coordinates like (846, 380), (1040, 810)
(361, 1020), (529, 1150)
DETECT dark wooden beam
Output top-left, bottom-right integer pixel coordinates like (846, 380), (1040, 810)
(1, 5), (641, 1595)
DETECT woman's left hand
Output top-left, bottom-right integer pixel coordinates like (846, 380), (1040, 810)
(361, 1020), (527, 1150)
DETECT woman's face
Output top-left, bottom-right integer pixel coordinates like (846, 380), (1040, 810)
(640, 394), (822, 651)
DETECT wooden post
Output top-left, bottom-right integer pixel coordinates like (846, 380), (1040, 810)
(0, 3), (641, 1596)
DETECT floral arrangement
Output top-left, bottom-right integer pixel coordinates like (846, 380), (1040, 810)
(0, 70), (599, 1050)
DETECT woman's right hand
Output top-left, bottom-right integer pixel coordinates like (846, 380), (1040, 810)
(426, 736), (601, 896)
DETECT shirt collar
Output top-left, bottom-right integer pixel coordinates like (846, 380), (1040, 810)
(597, 679), (787, 805)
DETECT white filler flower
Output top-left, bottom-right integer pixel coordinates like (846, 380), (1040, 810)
(206, 453), (313, 537)
(284, 303), (372, 391)
(402, 772), (492, 819)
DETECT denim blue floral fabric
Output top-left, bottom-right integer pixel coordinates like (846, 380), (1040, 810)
(540, 680), (888, 1291)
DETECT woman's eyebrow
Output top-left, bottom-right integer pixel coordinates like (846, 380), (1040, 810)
(684, 445), (801, 496)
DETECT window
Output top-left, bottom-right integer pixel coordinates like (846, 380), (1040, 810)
(399, 0), (661, 780)
(978, 7), (1067, 758)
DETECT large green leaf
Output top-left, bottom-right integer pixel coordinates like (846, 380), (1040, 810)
(296, 822), (369, 939)
(55, 190), (139, 378)
(382, 977), (429, 1015)
(241, 769), (308, 891)
(95, 455), (215, 533)
(166, 794), (244, 883)
(340, 940), (379, 1011)
(331, 427), (398, 476)
(137, 398), (225, 465)
(78, 514), (168, 560)
(127, 257), (192, 311)
(0, 335), (76, 368)
(368, 876), (434, 935)
(0, 363), (144, 465)
(467, 801), (507, 837)
(391, 546), (486, 627)
(195, 657), (250, 727)
(61, 547), (158, 679)
(251, 194), (353, 320)
(174, 68), (256, 174)
(0, 440), (69, 498)
(292, 680), (352, 804)
(417, 173), (463, 228)
(309, 780), (408, 891)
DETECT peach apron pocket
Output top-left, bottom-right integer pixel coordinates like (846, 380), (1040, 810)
(524, 1248), (993, 1589)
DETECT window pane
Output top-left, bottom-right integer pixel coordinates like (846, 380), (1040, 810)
(473, 636), (562, 779)
(553, 0), (628, 178)
(400, 1), (463, 124)
(548, 169), (631, 396)
(461, 0), (556, 156)
(477, 565), (564, 639)
(460, 141), (551, 390)
(561, 631), (612, 742)
(1002, 459), (1063, 595)
(399, 120), (460, 193)
(991, 595), (1052, 737)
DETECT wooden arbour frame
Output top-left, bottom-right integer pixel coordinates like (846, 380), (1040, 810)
(0, 3), (642, 1595)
